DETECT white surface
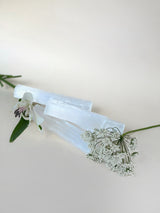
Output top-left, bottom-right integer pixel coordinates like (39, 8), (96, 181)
(0, 0), (160, 213)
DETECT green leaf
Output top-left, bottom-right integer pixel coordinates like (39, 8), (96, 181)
(4, 75), (22, 79)
(38, 125), (42, 130)
(10, 117), (29, 142)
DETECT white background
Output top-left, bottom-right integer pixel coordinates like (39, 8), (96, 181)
(0, 0), (160, 212)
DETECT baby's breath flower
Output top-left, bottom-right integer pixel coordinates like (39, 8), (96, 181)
(81, 128), (138, 176)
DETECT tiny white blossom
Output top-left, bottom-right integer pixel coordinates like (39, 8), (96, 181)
(82, 128), (138, 176)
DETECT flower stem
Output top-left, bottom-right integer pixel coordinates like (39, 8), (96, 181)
(122, 124), (160, 136)
(1, 78), (16, 88)
(0, 74), (22, 89)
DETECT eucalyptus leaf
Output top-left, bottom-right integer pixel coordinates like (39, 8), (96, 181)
(10, 117), (29, 142)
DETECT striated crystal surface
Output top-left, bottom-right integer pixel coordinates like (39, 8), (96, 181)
(45, 99), (125, 133)
(14, 84), (125, 153)
(14, 84), (92, 111)
(35, 105), (90, 153)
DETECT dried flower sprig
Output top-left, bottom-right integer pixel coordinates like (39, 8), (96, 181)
(82, 128), (137, 176)
(0, 74), (22, 88)
(82, 124), (160, 176)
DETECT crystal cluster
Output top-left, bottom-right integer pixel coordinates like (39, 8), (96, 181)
(81, 128), (138, 176)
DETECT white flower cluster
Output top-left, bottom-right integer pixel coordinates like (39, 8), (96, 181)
(81, 128), (138, 176)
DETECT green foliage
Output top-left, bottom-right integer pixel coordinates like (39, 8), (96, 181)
(0, 74), (22, 88)
(10, 117), (29, 142)
(38, 125), (42, 130)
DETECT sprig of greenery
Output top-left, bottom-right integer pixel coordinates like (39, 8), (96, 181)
(0, 74), (22, 88)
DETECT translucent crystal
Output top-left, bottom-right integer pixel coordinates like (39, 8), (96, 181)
(14, 84), (92, 111)
(35, 105), (90, 153)
(14, 85), (125, 154)
(44, 99), (125, 133)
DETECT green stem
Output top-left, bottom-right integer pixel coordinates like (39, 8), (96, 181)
(122, 124), (160, 136)
(0, 74), (22, 79)
(1, 78), (16, 88)
(0, 74), (22, 89)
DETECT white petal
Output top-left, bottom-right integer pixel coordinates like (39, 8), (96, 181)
(32, 107), (44, 126)
(22, 92), (33, 103)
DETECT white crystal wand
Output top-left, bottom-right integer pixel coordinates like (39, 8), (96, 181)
(14, 85), (125, 153)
